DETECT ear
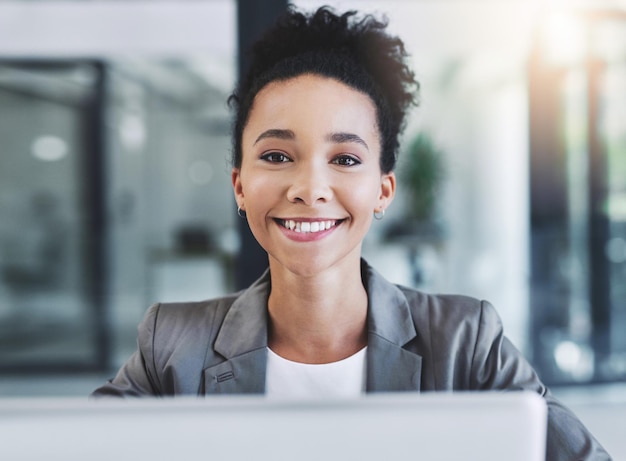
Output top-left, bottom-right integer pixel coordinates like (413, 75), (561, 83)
(377, 172), (396, 212)
(231, 168), (245, 210)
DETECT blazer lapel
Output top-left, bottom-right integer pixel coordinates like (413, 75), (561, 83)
(200, 262), (423, 394)
(203, 349), (267, 394)
(363, 262), (423, 392)
(201, 270), (271, 395)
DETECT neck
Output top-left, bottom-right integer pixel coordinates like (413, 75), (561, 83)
(267, 258), (368, 364)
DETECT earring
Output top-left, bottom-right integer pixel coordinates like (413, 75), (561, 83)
(237, 206), (247, 218)
(373, 209), (385, 220)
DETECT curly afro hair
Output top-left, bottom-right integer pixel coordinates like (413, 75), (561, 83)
(228, 5), (419, 173)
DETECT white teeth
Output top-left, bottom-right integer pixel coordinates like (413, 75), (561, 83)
(281, 220), (337, 233)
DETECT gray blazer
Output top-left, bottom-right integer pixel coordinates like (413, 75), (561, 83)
(93, 261), (610, 460)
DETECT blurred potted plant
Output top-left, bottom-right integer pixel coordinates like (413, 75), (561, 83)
(386, 131), (445, 286)
(387, 131), (445, 238)
(403, 133), (443, 223)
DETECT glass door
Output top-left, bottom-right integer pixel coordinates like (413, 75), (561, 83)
(0, 61), (109, 371)
(529, 11), (626, 385)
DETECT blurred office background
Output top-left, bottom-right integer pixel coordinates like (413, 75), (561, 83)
(0, 0), (624, 451)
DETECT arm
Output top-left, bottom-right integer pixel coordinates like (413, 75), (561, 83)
(90, 304), (161, 397)
(471, 301), (611, 461)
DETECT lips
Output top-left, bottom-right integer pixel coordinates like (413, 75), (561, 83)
(276, 219), (341, 234)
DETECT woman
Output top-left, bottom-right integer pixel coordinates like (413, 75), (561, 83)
(93, 6), (610, 460)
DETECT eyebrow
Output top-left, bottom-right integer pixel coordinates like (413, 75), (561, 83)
(326, 132), (369, 151)
(253, 129), (295, 145)
(253, 129), (369, 151)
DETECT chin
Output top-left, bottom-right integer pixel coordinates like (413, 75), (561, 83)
(271, 251), (359, 279)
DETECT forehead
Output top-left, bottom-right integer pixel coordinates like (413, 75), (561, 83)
(244, 74), (380, 141)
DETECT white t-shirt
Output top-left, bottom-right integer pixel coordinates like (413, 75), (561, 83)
(265, 347), (367, 399)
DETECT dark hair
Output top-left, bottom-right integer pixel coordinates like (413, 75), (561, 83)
(228, 5), (419, 173)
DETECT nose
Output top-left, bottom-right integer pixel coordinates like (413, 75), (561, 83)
(286, 161), (332, 205)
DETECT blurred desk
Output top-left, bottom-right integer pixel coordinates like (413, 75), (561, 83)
(146, 250), (232, 305)
(554, 384), (626, 460)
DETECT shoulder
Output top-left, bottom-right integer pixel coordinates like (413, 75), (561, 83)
(396, 283), (502, 329)
(392, 283), (507, 362)
(150, 292), (243, 320)
(135, 291), (248, 384)
(392, 284), (517, 391)
(141, 291), (243, 338)
(362, 259), (502, 335)
(139, 268), (271, 349)
(397, 285), (481, 312)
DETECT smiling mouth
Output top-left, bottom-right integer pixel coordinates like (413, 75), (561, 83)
(276, 219), (342, 233)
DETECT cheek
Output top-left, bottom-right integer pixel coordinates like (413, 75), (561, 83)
(344, 178), (382, 214)
(247, 173), (277, 195)
(239, 170), (281, 216)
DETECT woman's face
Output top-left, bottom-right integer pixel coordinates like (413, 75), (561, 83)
(232, 74), (395, 277)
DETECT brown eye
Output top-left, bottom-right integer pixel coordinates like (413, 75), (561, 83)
(261, 151), (291, 163)
(332, 154), (360, 167)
